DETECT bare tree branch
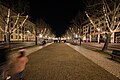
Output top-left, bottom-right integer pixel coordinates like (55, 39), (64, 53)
(10, 13), (20, 33)
(12, 15), (28, 33)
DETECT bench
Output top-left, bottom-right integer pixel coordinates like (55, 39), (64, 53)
(110, 50), (120, 60)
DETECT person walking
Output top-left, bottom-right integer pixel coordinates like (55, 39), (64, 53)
(11, 49), (28, 80)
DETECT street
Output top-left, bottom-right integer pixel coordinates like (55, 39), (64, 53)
(22, 43), (119, 80)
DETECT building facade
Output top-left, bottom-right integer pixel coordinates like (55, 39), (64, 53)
(0, 4), (36, 43)
(82, 11), (120, 43)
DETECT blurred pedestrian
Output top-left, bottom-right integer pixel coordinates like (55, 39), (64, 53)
(11, 49), (28, 80)
(0, 46), (11, 80)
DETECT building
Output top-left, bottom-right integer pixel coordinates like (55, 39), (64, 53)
(82, 11), (120, 43)
(0, 4), (36, 43)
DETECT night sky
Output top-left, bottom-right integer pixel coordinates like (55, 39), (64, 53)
(29, 0), (85, 37)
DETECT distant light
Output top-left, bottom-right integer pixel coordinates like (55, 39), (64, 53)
(67, 37), (70, 39)
(48, 37), (51, 39)
(52, 38), (58, 40)
(27, 30), (30, 33)
(75, 34), (78, 38)
(45, 35), (47, 38)
(61, 37), (66, 40)
(97, 28), (100, 32)
(39, 34), (43, 38)
(83, 36), (86, 40)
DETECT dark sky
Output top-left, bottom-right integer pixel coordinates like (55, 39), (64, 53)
(29, 0), (85, 37)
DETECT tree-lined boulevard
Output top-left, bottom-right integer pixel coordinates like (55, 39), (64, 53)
(0, 0), (120, 80)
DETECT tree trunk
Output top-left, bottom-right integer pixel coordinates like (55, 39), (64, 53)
(111, 32), (115, 43)
(79, 38), (81, 45)
(5, 32), (10, 46)
(98, 34), (100, 44)
(102, 33), (109, 51)
(35, 30), (37, 45)
(35, 36), (37, 45)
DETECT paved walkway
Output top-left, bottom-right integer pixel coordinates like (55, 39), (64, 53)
(66, 43), (120, 79)
(10, 43), (53, 57)
(20, 43), (119, 80)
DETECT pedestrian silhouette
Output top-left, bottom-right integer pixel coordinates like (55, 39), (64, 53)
(11, 49), (28, 80)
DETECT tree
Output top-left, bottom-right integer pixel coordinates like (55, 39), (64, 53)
(34, 19), (53, 45)
(84, 0), (120, 51)
(34, 19), (40, 45)
(0, 0), (29, 45)
(100, 0), (120, 51)
(73, 12), (87, 35)
(70, 11), (87, 45)
(84, 0), (104, 44)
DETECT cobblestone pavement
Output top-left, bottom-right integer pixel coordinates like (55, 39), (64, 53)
(67, 43), (120, 79)
(23, 43), (119, 80)
(82, 42), (120, 51)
